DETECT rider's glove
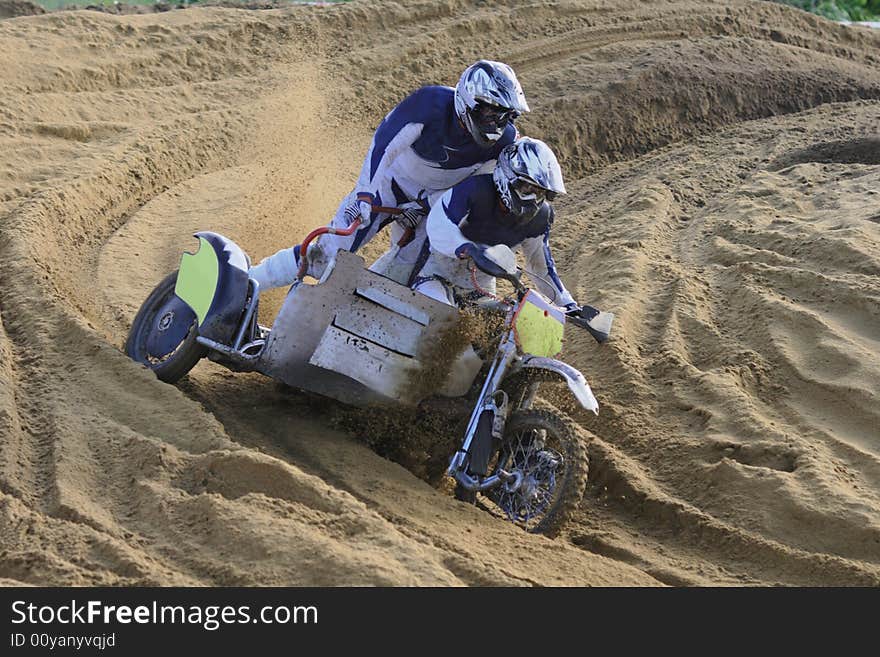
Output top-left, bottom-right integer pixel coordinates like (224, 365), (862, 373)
(565, 303), (614, 344)
(396, 197), (429, 230)
(455, 242), (481, 260)
(396, 206), (427, 230)
(344, 193), (374, 229)
(564, 302), (593, 318)
(455, 243), (509, 278)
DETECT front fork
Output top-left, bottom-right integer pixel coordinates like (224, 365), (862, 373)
(447, 331), (520, 492)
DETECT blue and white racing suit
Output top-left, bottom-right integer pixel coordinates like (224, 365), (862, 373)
(250, 85), (517, 288)
(414, 174), (576, 308)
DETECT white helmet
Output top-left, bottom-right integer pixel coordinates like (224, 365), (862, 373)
(454, 60), (529, 147)
(494, 137), (566, 221)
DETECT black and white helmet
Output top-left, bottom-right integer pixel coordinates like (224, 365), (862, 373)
(454, 60), (529, 147)
(494, 137), (566, 221)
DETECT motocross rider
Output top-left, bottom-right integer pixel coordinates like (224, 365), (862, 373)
(248, 60), (530, 289)
(412, 137), (613, 343)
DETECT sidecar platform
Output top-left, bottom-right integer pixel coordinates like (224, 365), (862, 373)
(255, 251), (481, 408)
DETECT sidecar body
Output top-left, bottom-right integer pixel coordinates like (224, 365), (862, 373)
(176, 232), (483, 408)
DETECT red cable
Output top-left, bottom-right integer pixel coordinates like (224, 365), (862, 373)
(469, 262), (502, 301)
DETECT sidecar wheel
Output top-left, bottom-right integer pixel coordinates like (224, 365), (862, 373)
(125, 270), (207, 383)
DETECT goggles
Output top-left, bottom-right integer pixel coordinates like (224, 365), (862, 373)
(472, 101), (519, 130)
(512, 178), (555, 203)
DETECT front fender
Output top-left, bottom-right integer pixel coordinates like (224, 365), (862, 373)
(515, 355), (599, 414)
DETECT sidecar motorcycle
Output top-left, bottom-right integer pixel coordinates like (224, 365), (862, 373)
(126, 225), (606, 536)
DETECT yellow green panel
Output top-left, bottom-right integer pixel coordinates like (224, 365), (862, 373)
(514, 290), (565, 357)
(174, 237), (219, 327)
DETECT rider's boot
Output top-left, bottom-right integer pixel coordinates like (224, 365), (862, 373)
(249, 245), (301, 290)
(249, 241), (336, 289)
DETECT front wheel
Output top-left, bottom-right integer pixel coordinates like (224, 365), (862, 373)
(125, 270), (206, 383)
(484, 409), (588, 537)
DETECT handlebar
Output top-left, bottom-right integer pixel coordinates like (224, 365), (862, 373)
(295, 202), (407, 280)
(498, 270), (526, 294)
(565, 314), (591, 331)
(296, 218), (363, 280)
(467, 255), (526, 294)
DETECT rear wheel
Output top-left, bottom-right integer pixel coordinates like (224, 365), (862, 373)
(125, 270), (206, 383)
(483, 409), (588, 537)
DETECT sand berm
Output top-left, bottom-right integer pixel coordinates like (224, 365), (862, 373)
(1, 0), (879, 585)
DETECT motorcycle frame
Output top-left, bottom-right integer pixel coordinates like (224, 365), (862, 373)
(447, 288), (600, 493)
(446, 316), (521, 492)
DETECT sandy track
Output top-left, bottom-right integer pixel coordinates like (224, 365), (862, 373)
(0, 1), (878, 585)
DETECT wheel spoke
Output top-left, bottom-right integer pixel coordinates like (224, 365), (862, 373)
(491, 425), (563, 525)
(479, 409), (585, 536)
